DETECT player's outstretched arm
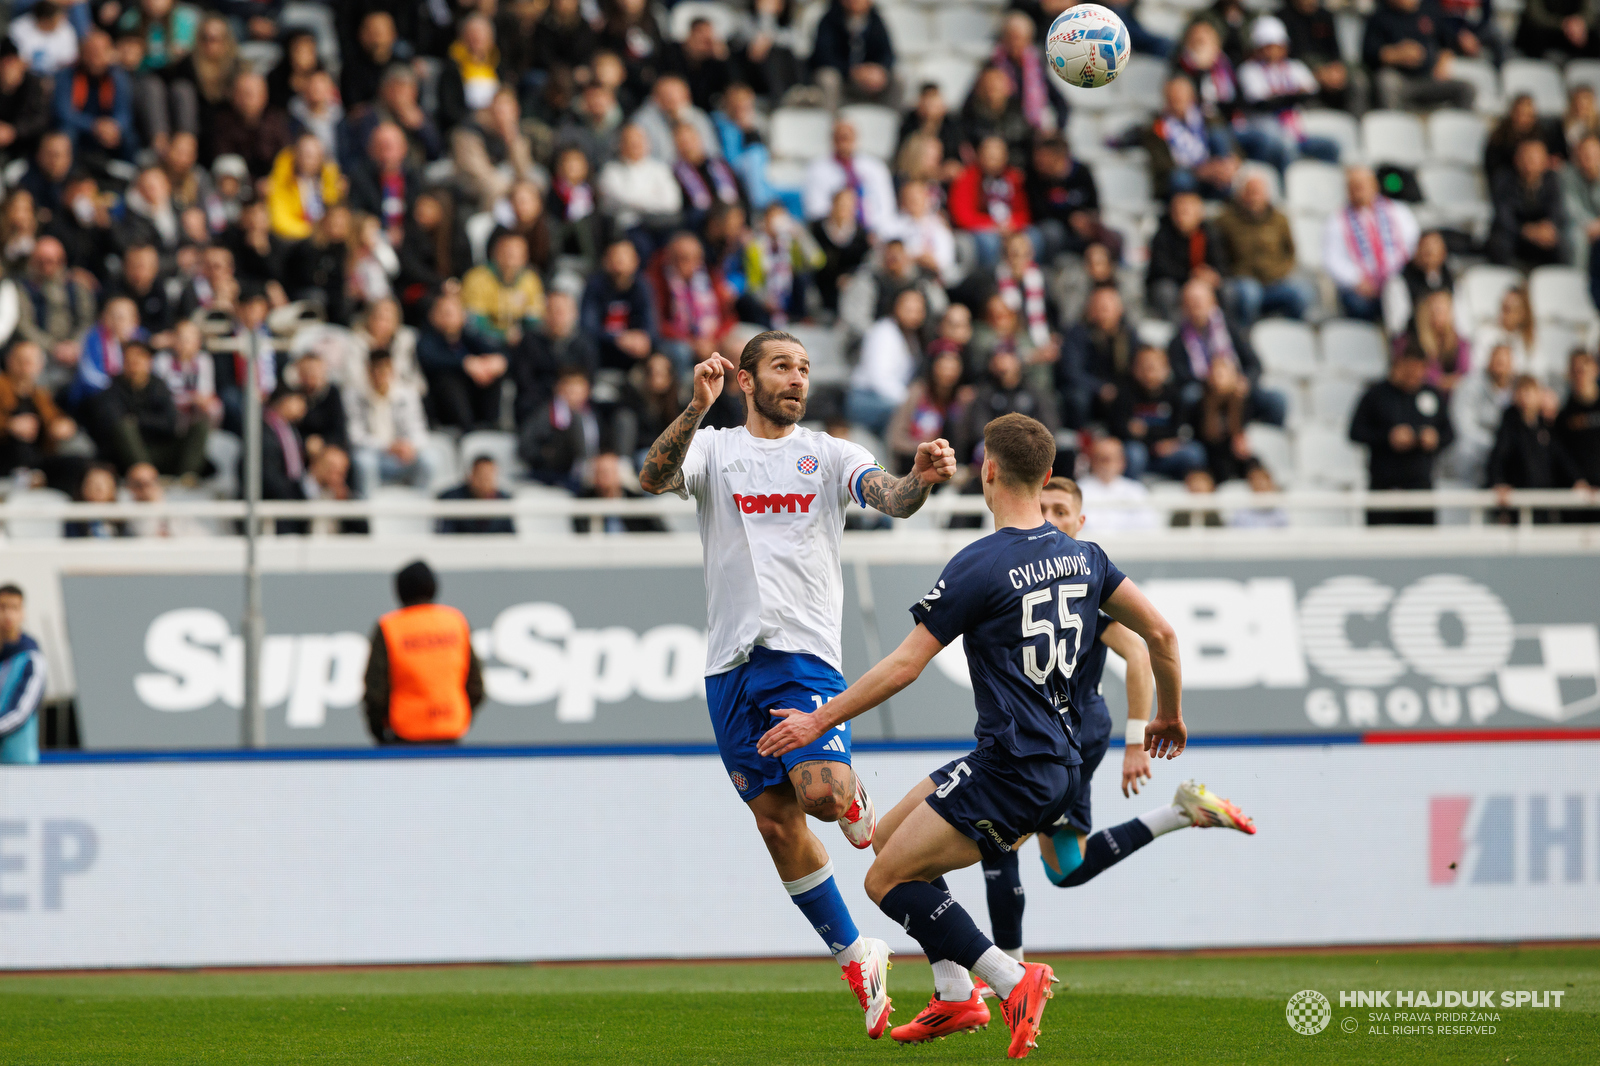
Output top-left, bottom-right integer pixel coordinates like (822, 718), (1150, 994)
(757, 624), (945, 758)
(1102, 579), (1186, 760)
(856, 439), (957, 517)
(1099, 620), (1155, 796)
(638, 354), (736, 495)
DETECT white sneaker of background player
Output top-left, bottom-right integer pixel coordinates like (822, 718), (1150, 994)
(840, 936), (894, 1038)
(838, 773), (877, 849)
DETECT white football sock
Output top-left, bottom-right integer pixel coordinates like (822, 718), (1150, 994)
(972, 945), (1027, 999)
(833, 937), (868, 967)
(1139, 804), (1191, 837)
(932, 959), (975, 1001)
(1003, 946), (1026, 963)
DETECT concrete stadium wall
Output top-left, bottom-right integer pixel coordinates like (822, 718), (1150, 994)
(2, 741), (1596, 969)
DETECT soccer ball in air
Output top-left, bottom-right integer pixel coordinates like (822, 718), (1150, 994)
(1045, 5), (1131, 89)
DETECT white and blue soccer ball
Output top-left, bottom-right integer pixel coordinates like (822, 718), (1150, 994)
(1045, 4), (1131, 90)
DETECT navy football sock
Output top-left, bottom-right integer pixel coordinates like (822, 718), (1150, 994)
(981, 851), (1025, 952)
(879, 880), (992, 970)
(922, 877), (952, 964)
(1059, 818), (1156, 887)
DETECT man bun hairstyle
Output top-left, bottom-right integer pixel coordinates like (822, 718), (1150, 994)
(739, 329), (802, 376)
(984, 413), (1056, 489)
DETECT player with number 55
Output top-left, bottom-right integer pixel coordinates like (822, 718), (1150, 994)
(758, 413), (1186, 1059)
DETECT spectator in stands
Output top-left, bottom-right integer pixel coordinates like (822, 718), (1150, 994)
(1059, 241), (1126, 324)
(744, 202), (822, 328)
(153, 319), (221, 435)
(255, 383), (307, 510)
(224, 198), (288, 297)
(64, 461), (127, 538)
(666, 16), (733, 113)
(1566, 85), (1600, 150)
(1562, 134), (1600, 268)
(1436, 0), (1506, 67)
(19, 130), (73, 221)
(437, 14), (502, 134)
(712, 82), (775, 208)
(1472, 286), (1541, 381)
(515, 289), (598, 422)
(1193, 353), (1261, 485)
(418, 288), (508, 431)
(216, 286), (276, 434)
(282, 204), (355, 325)
(339, 12), (394, 110)
(845, 237), (947, 337)
(992, 231), (1058, 353)
(347, 122), (418, 246)
(600, 122), (682, 258)
(1147, 191), (1227, 321)
(849, 285), (924, 436)
(1078, 435), (1161, 537)
(886, 181), (956, 285)
(364, 559), (484, 744)
(991, 13), (1067, 136)
(54, 31), (137, 169)
(887, 346), (966, 476)
(462, 231), (546, 349)
(673, 121), (744, 235)
(969, 288), (1058, 398)
(208, 72), (291, 179)
(1398, 290), (1471, 391)
(950, 134), (1035, 270)
(1402, 229), (1455, 309)
(1490, 139), (1568, 269)
(573, 451), (666, 534)
(16, 235), (97, 396)
(0, 582), (44, 764)
(436, 454), (515, 535)
(0, 39), (51, 165)
(49, 171), (117, 285)
(340, 64), (441, 172)
(1488, 374), (1586, 521)
(802, 118), (897, 237)
(1363, 0), (1475, 111)
(112, 244), (177, 346)
(811, 187), (871, 315)
(1556, 349), (1600, 486)
(117, 167), (183, 274)
(1349, 347), (1453, 524)
(633, 75), (719, 166)
(1142, 76), (1240, 201)
(301, 444), (369, 536)
(1324, 165), (1420, 322)
(266, 132), (343, 242)
(953, 346), (1060, 467)
(581, 238), (658, 371)
(1217, 172), (1312, 324)
(622, 352), (685, 469)
(1515, 0), (1600, 59)
(547, 146), (603, 268)
(1449, 341), (1516, 483)
(1025, 134), (1112, 263)
(961, 65), (1033, 168)
(287, 69), (341, 162)
(292, 350), (347, 462)
(1059, 284), (1139, 428)
(265, 29), (321, 113)
(1109, 346), (1205, 480)
(353, 297), (422, 399)
(8, 2), (78, 79)
(64, 295), (142, 416)
(1168, 279), (1286, 425)
(0, 340), (76, 479)
(92, 339), (207, 478)
(650, 231), (736, 372)
(1236, 16), (1341, 170)
(810, 0), (896, 110)
(452, 87), (538, 212)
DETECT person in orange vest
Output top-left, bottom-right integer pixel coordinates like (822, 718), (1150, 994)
(363, 560), (485, 744)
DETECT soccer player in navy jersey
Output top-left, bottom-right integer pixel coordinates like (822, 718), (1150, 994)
(758, 413), (1188, 1059)
(975, 477), (1256, 985)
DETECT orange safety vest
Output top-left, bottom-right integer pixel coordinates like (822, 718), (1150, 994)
(377, 604), (473, 742)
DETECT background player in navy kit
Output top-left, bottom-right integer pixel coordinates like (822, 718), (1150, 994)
(978, 478), (1257, 978)
(758, 414), (1188, 1059)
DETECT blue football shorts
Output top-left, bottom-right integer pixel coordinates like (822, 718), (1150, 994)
(704, 646), (851, 802)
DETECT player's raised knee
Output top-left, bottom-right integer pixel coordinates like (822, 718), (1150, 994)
(792, 762), (852, 822)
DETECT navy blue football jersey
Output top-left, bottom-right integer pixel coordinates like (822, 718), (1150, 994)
(911, 523), (1126, 762)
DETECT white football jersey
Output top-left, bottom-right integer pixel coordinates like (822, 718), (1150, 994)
(677, 425), (878, 676)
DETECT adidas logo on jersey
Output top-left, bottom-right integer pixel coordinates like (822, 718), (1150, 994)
(733, 492), (817, 515)
(722, 460), (749, 473)
(822, 735), (847, 754)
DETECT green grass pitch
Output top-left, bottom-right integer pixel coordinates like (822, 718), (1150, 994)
(2, 945), (1595, 1064)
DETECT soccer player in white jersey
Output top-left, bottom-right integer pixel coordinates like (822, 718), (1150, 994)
(638, 330), (957, 1038)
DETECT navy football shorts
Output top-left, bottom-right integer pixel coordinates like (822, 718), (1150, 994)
(925, 747), (1082, 861)
(1056, 695), (1111, 835)
(704, 646), (851, 802)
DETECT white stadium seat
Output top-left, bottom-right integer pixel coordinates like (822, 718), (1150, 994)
(1502, 58), (1566, 115)
(1459, 265), (1525, 331)
(765, 159), (807, 194)
(1244, 423), (1294, 486)
(1451, 57), (1502, 115)
(1298, 110), (1360, 163)
(879, 5), (934, 52)
(1417, 164), (1491, 234)
(1319, 319), (1390, 381)
(1309, 377), (1365, 427)
(1427, 109), (1488, 167)
(902, 54), (980, 111)
(1118, 56), (1168, 109)
(669, 1), (740, 42)
(1091, 160), (1152, 214)
(458, 430), (520, 481)
(1292, 215), (1326, 272)
(1252, 319), (1319, 379)
(1566, 58), (1600, 96)
(465, 212), (496, 265)
(1294, 424), (1366, 489)
(1528, 266), (1596, 329)
(1361, 111), (1426, 168)
(933, 6), (1000, 59)
(368, 486), (433, 540)
(1285, 160), (1346, 218)
(2, 487), (69, 539)
(770, 108), (833, 161)
(838, 105), (901, 162)
(514, 484), (575, 540)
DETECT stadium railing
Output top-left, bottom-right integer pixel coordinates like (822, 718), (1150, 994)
(1, 488), (1596, 533)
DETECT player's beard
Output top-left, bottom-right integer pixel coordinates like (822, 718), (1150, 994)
(752, 380), (806, 427)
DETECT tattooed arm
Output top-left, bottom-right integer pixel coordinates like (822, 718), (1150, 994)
(638, 354), (736, 495)
(855, 438), (958, 517)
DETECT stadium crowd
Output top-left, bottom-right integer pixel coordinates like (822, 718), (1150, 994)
(0, 0), (1598, 536)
